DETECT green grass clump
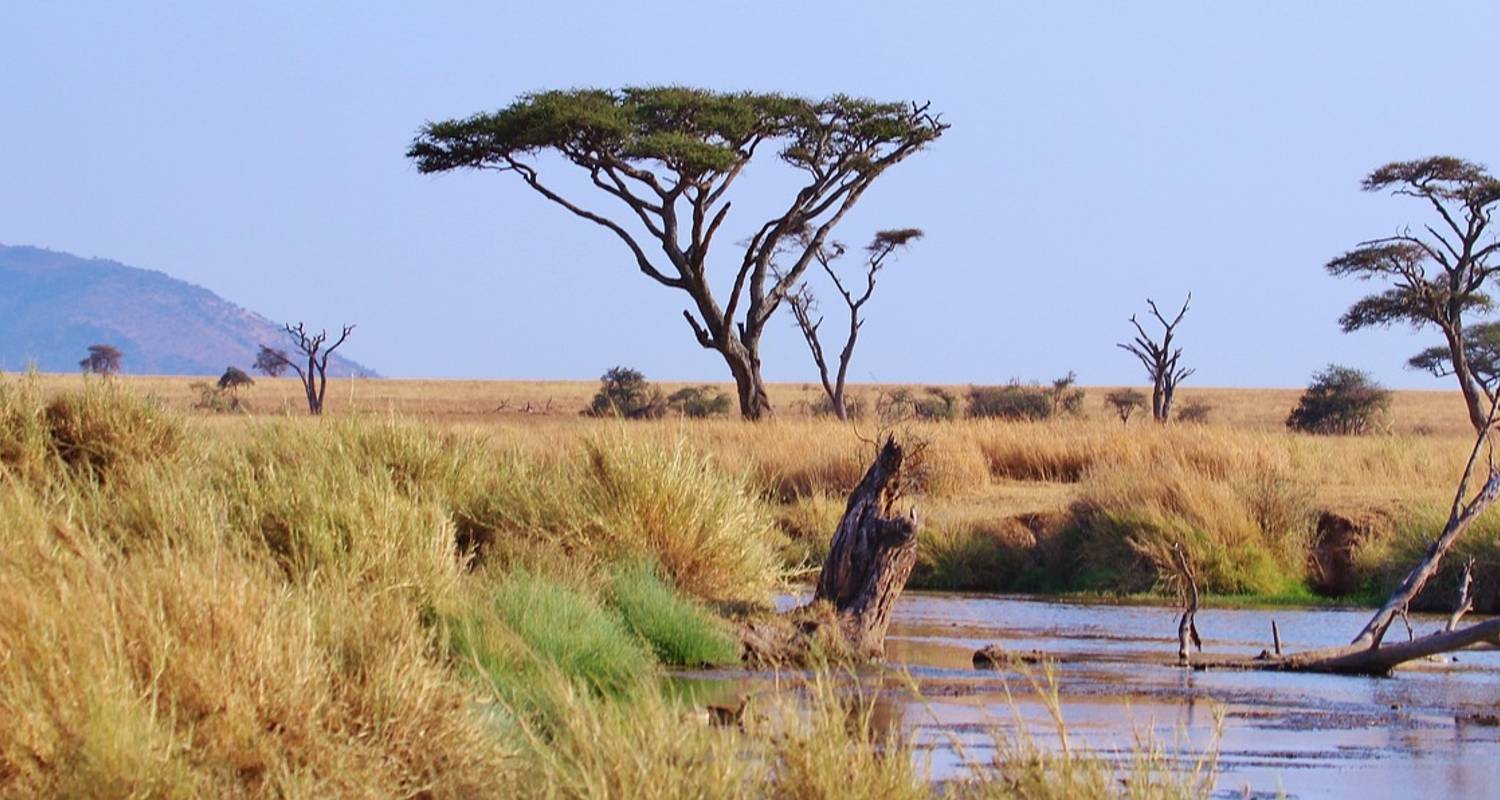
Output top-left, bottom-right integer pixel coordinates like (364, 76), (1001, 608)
(609, 562), (739, 667)
(488, 572), (653, 697)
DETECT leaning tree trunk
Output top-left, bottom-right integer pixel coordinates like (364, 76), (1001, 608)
(814, 438), (920, 657)
(741, 437), (919, 663)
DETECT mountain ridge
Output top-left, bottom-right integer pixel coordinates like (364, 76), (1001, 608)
(0, 244), (376, 377)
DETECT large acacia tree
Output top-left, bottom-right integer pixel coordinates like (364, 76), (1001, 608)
(407, 87), (947, 419)
(1329, 157), (1500, 433)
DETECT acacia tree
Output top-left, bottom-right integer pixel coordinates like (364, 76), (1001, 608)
(786, 227), (922, 420)
(1328, 157), (1500, 434)
(254, 346), (291, 377)
(258, 323), (354, 415)
(407, 87), (947, 419)
(1117, 294), (1193, 422)
(79, 344), (123, 376)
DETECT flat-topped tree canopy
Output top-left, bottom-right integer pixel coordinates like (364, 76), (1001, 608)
(408, 86), (947, 419)
(1328, 156), (1500, 433)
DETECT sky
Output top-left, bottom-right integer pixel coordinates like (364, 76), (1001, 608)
(3, 1), (1498, 387)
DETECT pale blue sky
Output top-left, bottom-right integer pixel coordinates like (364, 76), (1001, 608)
(4, 1), (1498, 386)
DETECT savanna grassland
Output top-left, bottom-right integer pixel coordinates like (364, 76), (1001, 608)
(0, 372), (1484, 797)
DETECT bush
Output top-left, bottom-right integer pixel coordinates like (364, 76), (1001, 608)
(1105, 388), (1147, 424)
(665, 385), (732, 418)
(1286, 365), (1391, 435)
(1176, 398), (1213, 423)
(808, 394), (865, 419)
(191, 381), (249, 413)
(584, 367), (665, 419)
(876, 388), (958, 422)
(967, 373), (1085, 421)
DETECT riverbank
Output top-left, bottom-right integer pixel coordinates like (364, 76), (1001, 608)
(1, 377), (1229, 796)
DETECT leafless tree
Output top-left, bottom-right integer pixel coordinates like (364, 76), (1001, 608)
(79, 343), (123, 376)
(786, 228), (923, 421)
(258, 323), (354, 415)
(1118, 294), (1194, 422)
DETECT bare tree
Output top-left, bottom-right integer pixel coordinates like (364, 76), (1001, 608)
(786, 228), (923, 421)
(258, 323), (354, 415)
(1118, 294), (1194, 422)
(408, 87), (947, 419)
(254, 346), (291, 378)
(1328, 157), (1500, 434)
(79, 343), (123, 376)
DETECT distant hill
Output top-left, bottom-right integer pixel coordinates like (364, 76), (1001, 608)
(0, 244), (376, 377)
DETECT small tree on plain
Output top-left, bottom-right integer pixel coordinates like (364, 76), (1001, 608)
(79, 344), (123, 376)
(787, 227), (923, 421)
(254, 346), (291, 377)
(1327, 157), (1500, 434)
(257, 323), (355, 415)
(218, 366), (255, 393)
(1105, 388), (1147, 424)
(585, 367), (666, 419)
(1286, 365), (1391, 435)
(1118, 294), (1193, 422)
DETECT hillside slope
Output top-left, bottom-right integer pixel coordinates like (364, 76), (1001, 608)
(0, 244), (375, 377)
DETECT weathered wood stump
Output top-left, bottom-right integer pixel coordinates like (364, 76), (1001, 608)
(742, 437), (919, 664)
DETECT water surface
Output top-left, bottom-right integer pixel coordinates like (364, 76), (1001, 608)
(685, 592), (1500, 798)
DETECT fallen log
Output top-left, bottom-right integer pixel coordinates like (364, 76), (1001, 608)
(743, 436), (919, 664)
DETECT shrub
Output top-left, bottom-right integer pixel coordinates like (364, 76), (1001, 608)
(1105, 388), (1147, 424)
(191, 381), (249, 413)
(1176, 398), (1214, 423)
(584, 367), (665, 419)
(967, 374), (1085, 421)
(665, 385), (732, 418)
(607, 561), (738, 666)
(876, 387), (958, 422)
(808, 394), (865, 419)
(1286, 365), (1391, 435)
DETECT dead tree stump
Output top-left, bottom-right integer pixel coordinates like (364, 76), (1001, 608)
(742, 437), (919, 664)
(813, 437), (920, 657)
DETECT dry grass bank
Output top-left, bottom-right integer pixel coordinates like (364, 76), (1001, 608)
(0, 376), (1221, 797)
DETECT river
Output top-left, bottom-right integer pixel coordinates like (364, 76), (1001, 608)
(681, 592), (1500, 798)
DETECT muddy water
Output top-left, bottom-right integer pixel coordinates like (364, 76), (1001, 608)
(685, 592), (1500, 798)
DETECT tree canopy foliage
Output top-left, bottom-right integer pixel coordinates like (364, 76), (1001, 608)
(1328, 156), (1500, 432)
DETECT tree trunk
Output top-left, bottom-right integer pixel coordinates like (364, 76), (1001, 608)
(1444, 325), (1490, 435)
(813, 438), (919, 657)
(1150, 380), (1166, 423)
(723, 342), (772, 420)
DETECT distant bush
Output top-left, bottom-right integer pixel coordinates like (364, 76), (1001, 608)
(665, 385), (732, 418)
(876, 387), (959, 422)
(1104, 389), (1147, 424)
(1175, 398), (1213, 424)
(191, 382), (249, 413)
(1286, 365), (1390, 435)
(967, 373), (1085, 421)
(808, 394), (865, 419)
(584, 367), (666, 419)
